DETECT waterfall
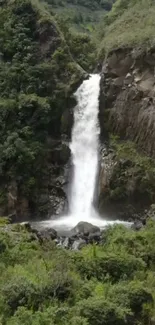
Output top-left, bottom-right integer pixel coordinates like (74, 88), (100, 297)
(69, 74), (100, 221)
(37, 74), (132, 230)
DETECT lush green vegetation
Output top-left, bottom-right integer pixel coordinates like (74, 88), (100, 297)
(46, 0), (115, 33)
(0, 0), (85, 217)
(102, 136), (155, 206)
(0, 218), (155, 324)
(0, 1), (155, 324)
(98, 0), (155, 56)
(56, 17), (96, 70)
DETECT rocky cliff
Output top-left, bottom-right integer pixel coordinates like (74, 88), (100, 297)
(100, 47), (155, 156)
(99, 47), (155, 219)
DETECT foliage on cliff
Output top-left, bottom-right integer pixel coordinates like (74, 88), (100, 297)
(0, 219), (155, 324)
(0, 0), (84, 218)
(99, 0), (155, 56)
(99, 136), (155, 216)
(47, 0), (115, 33)
(56, 17), (96, 71)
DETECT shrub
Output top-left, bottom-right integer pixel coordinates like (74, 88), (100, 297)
(108, 281), (153, 323)
(74, 246), (145, 281)
(75, 297), (129, 325)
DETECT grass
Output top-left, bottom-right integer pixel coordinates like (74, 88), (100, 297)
(99, 0), (155, 56)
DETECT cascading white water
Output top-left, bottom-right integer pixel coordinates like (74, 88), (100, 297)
(69, 74), (100, 221)
(38, 74), (132, 230)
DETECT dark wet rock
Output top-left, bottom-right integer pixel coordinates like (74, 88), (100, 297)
(8, 213), (18, 223)
(72, 238), (86, 250)
(49, 191), (67, 216)
(21, 222), (32, 232)
(45, 228), (57, 239)
(1, 139), (71, 222)
(131, 220), (144, 231)
(49, 143), (70, 165)
(69, 234), (79, 242)
(54, 238), (60, 245)
(62, 237), (71, 249)
(31, 227), (57, 241)
(71, 222), (100, 236)
(88, 231), (101, 244)
(61, 106), (74, 138)
(50, 228), (103, 250)
(145, 204), (155, 221)
(56, 238), (64, 247)
(38, 194), (49, 207)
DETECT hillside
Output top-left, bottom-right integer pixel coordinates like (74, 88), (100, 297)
(46, 0), (115, 33)
(99, 0), (155, 218)
(0, 0), (86, 221)
(99, 0), (155, 56)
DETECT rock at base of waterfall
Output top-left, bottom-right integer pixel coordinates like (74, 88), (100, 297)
(72, 238), (86, 250)
(42, 228), (57, 240)
(20, 222), (32, 232)
(88, 232), (101, 244)
(71, 221), (100, 236)
(30, 225), (57, 241)
(62, 237), (71, 249)
(131, 220), (144, 231)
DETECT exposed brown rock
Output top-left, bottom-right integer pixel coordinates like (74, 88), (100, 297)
(99, 47), (155, 157)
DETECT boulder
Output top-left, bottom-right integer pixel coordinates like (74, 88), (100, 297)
(131, 221), (144, 231)
(71, 221), (100, 236)
(21, 222), (32, 232)
(45, 227), (57, 239)
(88, 231), (101, 244)
(62, 237), (71, 249)
(146, 204), (155, 221)
(32, 227), (57, 241)
(72, 238), (86, 250)
(8, 213), (18, 223)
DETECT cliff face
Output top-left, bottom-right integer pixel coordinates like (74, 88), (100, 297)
(99, 47), (155, 219)
(100, 47), (155, 156)
(0, 0), (84, 221)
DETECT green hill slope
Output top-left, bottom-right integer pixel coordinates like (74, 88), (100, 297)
(0, 0), (85, 219)
(99, 0), (155, 56)
(46, 0), (115, 33)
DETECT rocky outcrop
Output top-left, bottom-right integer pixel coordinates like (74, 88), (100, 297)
(6, 140), (71, 222)
(27, 221), (102, 250)
(99, 47), (155, 157)
(99, 47), (155, 219)
(98, 146), (151, 220)
(71, 221), (100, 235)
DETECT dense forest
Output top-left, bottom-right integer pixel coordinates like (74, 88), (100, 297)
(0, 0), (155, 324)
(0, 0), (95, 220)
